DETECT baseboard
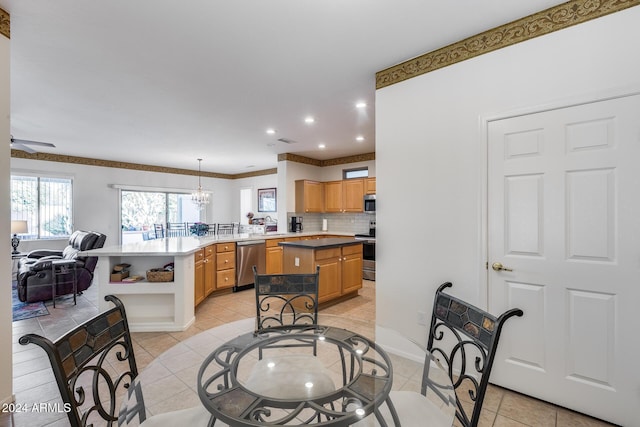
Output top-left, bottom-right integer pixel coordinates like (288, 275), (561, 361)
(1, 393), (16, 406)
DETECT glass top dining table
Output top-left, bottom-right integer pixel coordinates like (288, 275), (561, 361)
(118, 314), (456, 426)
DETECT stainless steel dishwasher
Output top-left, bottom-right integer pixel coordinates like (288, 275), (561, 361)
(235, 240), (266, 291)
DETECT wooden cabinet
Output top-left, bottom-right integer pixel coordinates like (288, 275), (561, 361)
(342, 179), (364, 212)
(265, 239), (284, 274)
(282, 240), (363, 305)
(194, 248), (205, 306)
(323, 179), (365, 213)
(324, 181), (343, 213)
(203, 244), (216, 296)
(341, 244), (363, 294)
(216, 242), (236, 289)
(295, 180), (324, 213)
(366, 177), (376, 195)
(315, 247), (343, 303)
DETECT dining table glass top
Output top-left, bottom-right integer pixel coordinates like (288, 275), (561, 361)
(118, 314), (456, 426)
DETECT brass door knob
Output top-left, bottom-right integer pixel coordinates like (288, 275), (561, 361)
(492, 262), (513, 272)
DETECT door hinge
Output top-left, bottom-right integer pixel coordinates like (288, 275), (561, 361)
(485, 261), (488, 270)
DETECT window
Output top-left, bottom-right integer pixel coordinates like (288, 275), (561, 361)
(343, 167), (369, 179)
(120, 190), (201, 243)
(11, 174), (73, 239)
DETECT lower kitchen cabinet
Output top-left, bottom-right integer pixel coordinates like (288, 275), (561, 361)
(216, 242), (236, 289)
(194, 248), (205, 306)
(203, 244), (215, 296)
(265, 239), (284, 274)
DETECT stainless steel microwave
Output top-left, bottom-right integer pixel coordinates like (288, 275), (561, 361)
(364, 194), (376, 212)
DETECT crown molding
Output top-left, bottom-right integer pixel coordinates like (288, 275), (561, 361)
(9, 149), (279, 179)
(376, 0), (640, 89)
(278, 152), (375, 167)
(0, 7), (9, 39)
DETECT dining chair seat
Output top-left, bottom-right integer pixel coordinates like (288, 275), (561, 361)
(139, 405), (220, 426)
(352, 390), (453, 427)
(244, 354), (336, 399)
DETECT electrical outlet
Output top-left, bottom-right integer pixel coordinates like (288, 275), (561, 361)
(417, 311), (428, 326)
(294, 257), (300, 267)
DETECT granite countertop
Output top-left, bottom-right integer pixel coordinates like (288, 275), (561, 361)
(80, 231), (355, 256)
(278, 237), (361, 250)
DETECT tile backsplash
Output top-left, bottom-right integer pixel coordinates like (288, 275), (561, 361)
(287, 212), (375, 234)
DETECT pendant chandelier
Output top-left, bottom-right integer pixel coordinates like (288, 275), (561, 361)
(191, 158), (210, 208)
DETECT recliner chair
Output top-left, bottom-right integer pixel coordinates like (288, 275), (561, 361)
(17, 230), (106, 303)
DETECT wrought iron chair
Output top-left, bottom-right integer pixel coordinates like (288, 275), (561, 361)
(216, 223), (236, 235)
(380, 282), (523, 427)
(166, 222), (187, 237)
(19, 295), (211, 427)
(253, 265), (320, 332)
(245, 266), (336, 400)
(153, 223), (165, 239)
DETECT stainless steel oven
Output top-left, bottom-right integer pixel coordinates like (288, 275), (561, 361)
(355, 235), (375, 281)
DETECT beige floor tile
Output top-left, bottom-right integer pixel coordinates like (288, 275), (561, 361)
(498, 390), (557, 427)
(493, 415), (532, 427)
(556, 408), (615, 427)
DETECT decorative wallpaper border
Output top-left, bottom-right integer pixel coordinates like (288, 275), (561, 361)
(10, 150), (368, 179)
(278, 152), (375, 167)
(376, 0), (640, 89)
(0, 8), (8, 39)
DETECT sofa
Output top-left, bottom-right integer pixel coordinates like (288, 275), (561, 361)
(17, 230), (106, 303)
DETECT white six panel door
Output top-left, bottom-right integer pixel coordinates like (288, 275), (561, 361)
(487, 94), (640, 427)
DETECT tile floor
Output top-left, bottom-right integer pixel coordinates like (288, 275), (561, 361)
(3, 281), (617, 427)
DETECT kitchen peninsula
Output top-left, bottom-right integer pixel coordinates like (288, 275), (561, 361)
(280, 238), (363, 305)
(82, 232), (354, 332)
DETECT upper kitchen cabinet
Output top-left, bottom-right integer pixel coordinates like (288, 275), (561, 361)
(295, 180), (325, 213)
(365, 177), (376, 195)
(343, 179), (365, 212)
(324, 180), (343, 213)
(325, 179), (365, 213)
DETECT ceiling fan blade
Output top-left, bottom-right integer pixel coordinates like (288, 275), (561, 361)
(11, 138), (56, 148)
(11, 143), (37, 154)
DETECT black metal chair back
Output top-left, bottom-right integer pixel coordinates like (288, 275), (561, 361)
(153, 223), (165, 238)
(19, 295), (144, 427)
(216, 223), (236, 235)
(253, 265), (320, 331)
(166, 222), (187, 237)
(427, 282), (523, 427)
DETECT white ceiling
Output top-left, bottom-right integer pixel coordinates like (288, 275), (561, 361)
(1, 0), (567, 175)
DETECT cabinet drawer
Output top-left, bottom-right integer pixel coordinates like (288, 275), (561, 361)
(266, 238), (284, 247)
(217, 242), (236, 253)
(217, 269), (236, 288)
(342, 244), (363, 256)
(194, 249), (205, 262)
(216, 252), (236, 270)
(315, 247), (341, 261)
(205, 244), (215, 257)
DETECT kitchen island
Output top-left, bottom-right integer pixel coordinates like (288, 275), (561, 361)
(82, 232), (354, 332)
(280, 238), (363, 305)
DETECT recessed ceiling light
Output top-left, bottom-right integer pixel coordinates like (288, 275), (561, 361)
(266, 128), (276, 135)
(356, 101), (367, 109)
(304, 116), (315, 124)
(356, 136), (365, 142)
(318, 143), (326, 149)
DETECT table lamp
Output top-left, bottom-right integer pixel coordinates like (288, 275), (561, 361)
(11, 220), (28, 254)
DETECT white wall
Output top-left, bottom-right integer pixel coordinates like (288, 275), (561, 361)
(376, 7), (640, 344)
(10, 157), (237, 251)
(229, 174), (278, 224)
(1, 25), (12, 408)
